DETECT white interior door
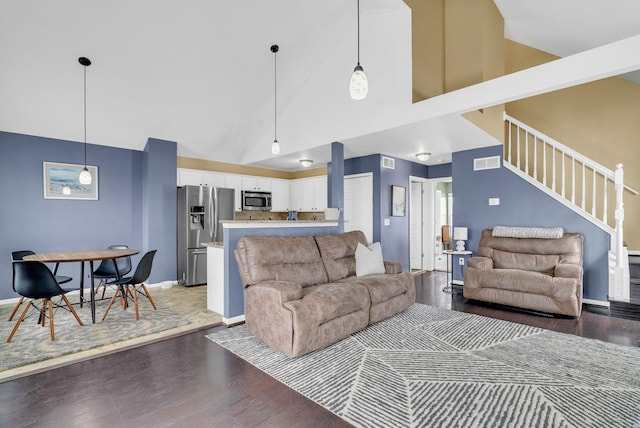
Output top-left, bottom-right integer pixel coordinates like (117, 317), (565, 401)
(344, 174), (373, 243)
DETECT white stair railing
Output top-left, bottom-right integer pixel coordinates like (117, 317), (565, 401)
(503, 112), (639, 301)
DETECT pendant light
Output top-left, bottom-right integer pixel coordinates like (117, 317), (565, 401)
(271, 44), (280, 155)
(349, 0), (368, 100)
(78, 56), (92, 185)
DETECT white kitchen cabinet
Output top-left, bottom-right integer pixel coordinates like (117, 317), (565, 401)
(177, 169), (226, 187)
(313, 176), (327, 211)
(225, 175), (243, 211)
(290, 176), (327, 211)
(270, 179), (290, 211)
(241, 177), (272, 192)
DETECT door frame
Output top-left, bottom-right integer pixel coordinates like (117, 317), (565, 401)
(409, 175), (452, 271)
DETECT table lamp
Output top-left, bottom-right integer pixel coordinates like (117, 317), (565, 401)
(454, 227), (468, 252)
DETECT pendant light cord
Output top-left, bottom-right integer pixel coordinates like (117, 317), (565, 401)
(274, 47), (277, 142)
(83, 65), (87, 166)
(357, 0), (360, 65)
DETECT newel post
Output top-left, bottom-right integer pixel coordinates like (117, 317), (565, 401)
(613, 163), (627, 299)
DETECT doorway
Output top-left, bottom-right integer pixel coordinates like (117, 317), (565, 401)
(409, 176), (452, 272)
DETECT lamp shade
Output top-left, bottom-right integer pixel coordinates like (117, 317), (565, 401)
(349, 65), (368, 100)
(453, 227), (468, 241)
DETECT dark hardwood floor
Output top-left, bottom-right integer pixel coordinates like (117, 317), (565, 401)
(2, 271), (640, 427)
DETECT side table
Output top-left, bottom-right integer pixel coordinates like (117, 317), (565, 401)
(442, 250), (472, 294)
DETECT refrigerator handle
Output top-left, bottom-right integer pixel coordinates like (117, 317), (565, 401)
(208, 187), (215, 242)
(213, 188), (219, 242)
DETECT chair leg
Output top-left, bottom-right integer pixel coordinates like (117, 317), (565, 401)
(8, 296), (24, 321)
(102, 287), (122, 321)
(41, 300), (47, 327)
(7, 299), (31, 342)
(61, 295), (84, 326)
(132, 286), (140, 321)
(48, 300), (55, 341)
(140, 284), (158, 311)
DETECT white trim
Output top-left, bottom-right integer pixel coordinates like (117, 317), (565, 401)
(452, 280), (464, 286)
(222, 221), (338, 229)
(223, 314), (245, 326)
(582, 298), (609, 308)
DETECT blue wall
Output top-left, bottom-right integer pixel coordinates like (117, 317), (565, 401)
(452, 145), (611, 301)
(223, 225), (341, 319)
(342, 153), (451, 271)
(0, 131), (177, 299)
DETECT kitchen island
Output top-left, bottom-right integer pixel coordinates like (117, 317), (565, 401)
(205, 220), (342, 325)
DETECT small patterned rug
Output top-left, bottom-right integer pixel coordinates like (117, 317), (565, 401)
(208, 304), (640, 428)
(0, 288), (191, 372)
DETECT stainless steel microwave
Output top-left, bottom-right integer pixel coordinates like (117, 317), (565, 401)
(242, 191), (272, 211)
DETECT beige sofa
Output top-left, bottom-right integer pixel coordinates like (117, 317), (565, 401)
(464, 229), (584, 317)
(234, 230), (415, 357)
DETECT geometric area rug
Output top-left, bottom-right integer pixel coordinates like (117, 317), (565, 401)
(207, 304), (640, 428)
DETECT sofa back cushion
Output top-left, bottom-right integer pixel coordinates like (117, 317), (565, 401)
(235, 235), (328, 287)
(315, 230), (368, 282)
(477, 229), (583, 276)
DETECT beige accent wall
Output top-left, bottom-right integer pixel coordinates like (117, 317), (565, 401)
(505, 40), (640, 249)
(177, 156), (327, 180)
(405, 0), (445, 101)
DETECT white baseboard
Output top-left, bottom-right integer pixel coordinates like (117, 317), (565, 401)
(582, 298), (609, 307)
(0, 280), (179, 306)
(452, 280), (464, 286)
(223, 314), (245, 326)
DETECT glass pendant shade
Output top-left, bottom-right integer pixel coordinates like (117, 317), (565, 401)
(79, 167), (92, 185)
(350, 64), (368, 100)
(271, 140), (280, 155)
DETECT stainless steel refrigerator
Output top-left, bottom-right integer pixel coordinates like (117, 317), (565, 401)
(177, 185), (235, 286)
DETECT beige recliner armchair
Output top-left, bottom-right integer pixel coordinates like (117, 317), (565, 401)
(464, 229), (584, 317)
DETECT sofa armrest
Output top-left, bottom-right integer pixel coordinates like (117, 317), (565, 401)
(250, 280), (304, 303)
(554, 263), (583, 281)
(383, 261), (402, 274)
(467, 257), (493, 270)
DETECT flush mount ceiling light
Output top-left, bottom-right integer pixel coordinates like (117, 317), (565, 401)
(271, 44), (280, 155)
(78, 56), (92, 185)
(416, 152), (431, 162)
(349, 0), (368, 100)
(299, 159), (314, 168)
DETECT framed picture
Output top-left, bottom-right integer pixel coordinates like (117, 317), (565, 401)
(391, 185), (406, 217)
(43, 162), (98, 200)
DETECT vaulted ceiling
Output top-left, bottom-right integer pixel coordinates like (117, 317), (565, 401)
(1, 1), (639, 171)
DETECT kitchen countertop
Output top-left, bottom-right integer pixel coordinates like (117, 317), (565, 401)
(202, 242), (224, 248)
(220, 220), (342, 224)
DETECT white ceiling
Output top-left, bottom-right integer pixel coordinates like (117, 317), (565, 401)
(1, 1), (640, 172)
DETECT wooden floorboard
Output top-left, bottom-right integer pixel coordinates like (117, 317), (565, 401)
(1, 271), (640, 427)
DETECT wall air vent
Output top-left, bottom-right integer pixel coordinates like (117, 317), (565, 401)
(474, 155), (501, 171)
(382, 156), (395, 169)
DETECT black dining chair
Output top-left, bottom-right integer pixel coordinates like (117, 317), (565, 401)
(7, 260), (84, 342)
(102, 250), (158, 321)
(93, 244), (133, 300)
(8, 250), (73, 322)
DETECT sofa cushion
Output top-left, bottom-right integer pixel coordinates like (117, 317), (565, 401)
(284, 282), (370, 325)
(477, 229), (583, 274)
(355, 242), (385, 277)
(236, 235), (328, 287)
(475, 268), (579, 300)
(315, 230), (368, 282)
(339, 273), (411, 305)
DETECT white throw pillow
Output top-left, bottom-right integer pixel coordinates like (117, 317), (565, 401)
(355, 242), (385, 277)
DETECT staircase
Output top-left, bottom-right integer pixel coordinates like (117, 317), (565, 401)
(610, 255), (640, 321)
(503, 113), (640, 310)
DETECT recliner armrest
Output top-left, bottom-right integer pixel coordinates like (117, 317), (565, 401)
(383, 261), (402, 274)
(554, 263), (583, 281)
(250, 280), (304, 303)
(467, 257), (493, 270)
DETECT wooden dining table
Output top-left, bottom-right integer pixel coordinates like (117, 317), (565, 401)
(24, 249), (140, 324)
